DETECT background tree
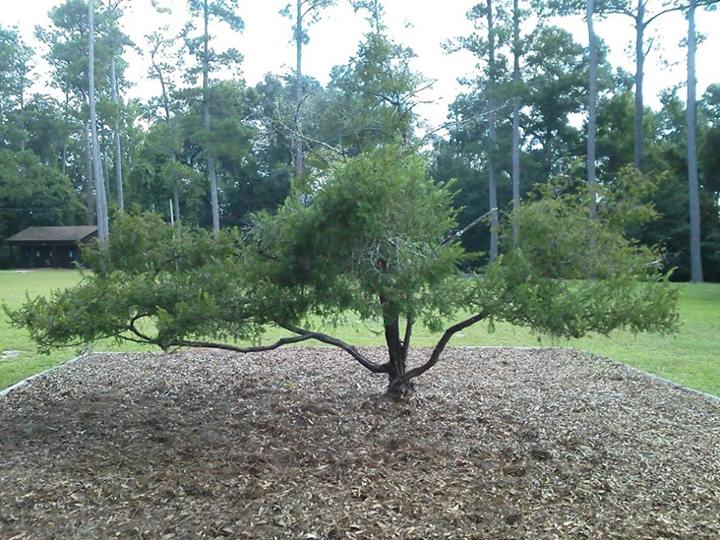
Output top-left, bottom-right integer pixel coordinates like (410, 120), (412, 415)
(105, 0), (130, 212)
(281, 0), (337, 182)
(0, 149), (85, 265)
(88, 0), (109, 243)
(184, 0), (243, 233)
(586, 0), (598, 217)
(457, 1), (510, 261)
(510, 0), (525, 244)
(685, 0), (703, 282)
(0, 27), (34, 151)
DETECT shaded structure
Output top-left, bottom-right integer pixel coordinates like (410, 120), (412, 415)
(6, 226), (97, 269)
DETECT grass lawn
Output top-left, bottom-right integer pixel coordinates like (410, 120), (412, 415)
(1, 269), (718, 395)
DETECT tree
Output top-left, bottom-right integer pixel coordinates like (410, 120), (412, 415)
(104, 0), (130, 213)
(184, 0), (244, 233)
(586, 0), (598, 217)
(9, 144), (678, 394)
(685, 0), (703, 282)
(0, 149), (85, 265)
(459, 1), (507, 261)
(36, 0), (117, 225)
(146, 2), (186, 225)
(0, 26), (34, 151)
(281, 0), (336, 182)
(88, 0), (109, 244)
(511, 0), (524, 244)
(603, 0), (718, 171)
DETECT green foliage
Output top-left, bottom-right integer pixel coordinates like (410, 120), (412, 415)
(9, 144), (678, 387)
(323, 32), (425, 153)
(249, 145), (464, 328)
(0, 149), (85, 265)
(9, 213), (260, 353)
(472, 178), (678, 339)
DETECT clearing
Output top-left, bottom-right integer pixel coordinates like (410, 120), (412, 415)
(1, 347), (718, 539)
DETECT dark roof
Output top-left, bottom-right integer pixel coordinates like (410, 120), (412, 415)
(6, 226), (98, 244)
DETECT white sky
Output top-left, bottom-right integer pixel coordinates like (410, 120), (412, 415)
(3, 0), (720, 129)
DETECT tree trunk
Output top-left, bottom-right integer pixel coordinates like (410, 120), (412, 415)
(381, 297), (412, 394)
(511, 0), (521, 246)
(88, 0), (109, 243)
(294, 0), (304, 181)
(153, 46), (181, 227)
(172, 181), (181, 225)
(110, 56), (124, 212)
(686, 0), (703, 282)
(203, 0), (220, 233)
(587, 0), (598, 218)
(62, 91), (69, 176)
(633, 2), (645, 171)
(487, 0), (498, 262)
(83, 118), (95, 225)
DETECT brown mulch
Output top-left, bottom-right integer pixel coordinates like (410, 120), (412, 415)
(1, 347), (719, 539)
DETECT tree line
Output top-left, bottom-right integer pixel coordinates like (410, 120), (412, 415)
(0, 0), (718, 281)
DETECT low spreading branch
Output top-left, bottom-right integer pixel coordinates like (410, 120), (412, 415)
(279, 323), (389, 373)
(171, 334), (315, 353)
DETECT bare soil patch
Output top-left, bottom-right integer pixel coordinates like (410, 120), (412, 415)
(1, 348), (718, 539)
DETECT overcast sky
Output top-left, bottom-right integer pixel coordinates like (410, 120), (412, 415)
(4, 0), (720, 128)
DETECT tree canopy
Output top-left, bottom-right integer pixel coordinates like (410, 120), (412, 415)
(9, 143), (678, 393)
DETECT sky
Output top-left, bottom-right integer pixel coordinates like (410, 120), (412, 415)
(3, 0), (720, 129)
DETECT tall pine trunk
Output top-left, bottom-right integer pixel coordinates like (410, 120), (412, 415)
(88, 0), (108, 243)
(633, 1), (645, 171)
(83, 117), (96, 225)
(686, 0), (703, 282)
(294, 0), (304, 181)
(487, 0), (498, 262)
(203, 0), (220, 233)
(587, 0), (598, 218)
(152, 47), (181, 226)
(62, 91), (69, 177)
(110, 56), (124, 212)
(511, 0), (521, 246)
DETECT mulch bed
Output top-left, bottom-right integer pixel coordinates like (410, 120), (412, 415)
(1, 347), (718, 539)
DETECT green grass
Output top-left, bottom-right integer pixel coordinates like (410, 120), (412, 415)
(0, 270), (149, 390)
(2, 270), (719, 395)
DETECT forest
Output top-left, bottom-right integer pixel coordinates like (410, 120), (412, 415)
(0, 0), (718, 282)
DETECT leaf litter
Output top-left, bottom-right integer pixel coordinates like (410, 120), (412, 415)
(0, 347), (718, 539)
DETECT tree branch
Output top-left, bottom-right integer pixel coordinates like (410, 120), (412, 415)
(171, 334), (315, 352)
(401, 315), (413, 360)
(441, 208), (497, 246)
(391, 311), (487, 390)
(279, 323), (389, 373)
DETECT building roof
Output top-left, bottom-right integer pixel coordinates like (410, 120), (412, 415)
(6, 226), (98, 244)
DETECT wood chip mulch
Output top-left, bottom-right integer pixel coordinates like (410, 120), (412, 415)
(1, 347), (718, 539)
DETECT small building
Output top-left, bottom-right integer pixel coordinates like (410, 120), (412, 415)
(6, 226), (98, 269)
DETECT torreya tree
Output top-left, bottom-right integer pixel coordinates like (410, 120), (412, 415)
(184, 0), (244, 233)
(9, 143), (678, 395)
